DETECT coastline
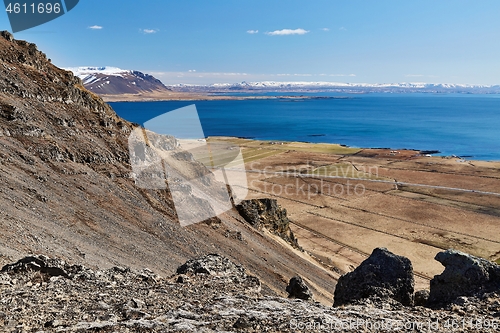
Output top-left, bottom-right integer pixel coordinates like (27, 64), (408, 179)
(100, 91), (350, 102)
(207, 136), (500, 165)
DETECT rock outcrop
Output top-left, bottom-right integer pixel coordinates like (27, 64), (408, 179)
(428, 249), (500, 306)
(333, 248), (414, 307)
(286, 275), (313, 300)
(236, 198), (300, 248)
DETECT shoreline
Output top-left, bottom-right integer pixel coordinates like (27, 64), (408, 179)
(207, 136), (500, 164)
(101, 90), (500, 103)
(101, 91), (353, 103)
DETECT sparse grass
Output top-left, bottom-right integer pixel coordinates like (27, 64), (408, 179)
(391, 187), (500, 217)
(413, 238), (449, 250)
(194, 147), (283, 168)
(207, 136), (361, 155)
(307, 163), (389, 180)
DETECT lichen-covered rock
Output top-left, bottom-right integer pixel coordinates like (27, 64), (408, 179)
(286, 275), (313, 300)
(333, 248), (414, 307)
(428, 249), (500, 306)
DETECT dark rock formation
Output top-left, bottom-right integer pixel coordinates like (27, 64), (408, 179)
(286, 275), (313, 300)
(428, 249), (500, 306)
(333, 248), (414, 307)
(236, 198), (300, 248)
(1, 255), (70, 278)
(414, 290), (430, 307)
(1, 31), (14, 42)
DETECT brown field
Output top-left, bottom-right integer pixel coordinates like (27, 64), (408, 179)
(208, 137), (500, 290)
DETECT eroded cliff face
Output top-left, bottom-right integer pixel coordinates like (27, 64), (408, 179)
(0, 32), (337, 302)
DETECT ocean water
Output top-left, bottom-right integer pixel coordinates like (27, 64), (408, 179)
(110, 93), (500, 161)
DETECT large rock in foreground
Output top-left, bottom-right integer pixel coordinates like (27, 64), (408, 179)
(333, 248), (414, 307)
(428, 249), (500, 306)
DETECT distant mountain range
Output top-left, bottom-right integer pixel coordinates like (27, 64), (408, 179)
(169, 81), (500, 94)
(66, 66), (170, 95)
(65, 66), (500, 95)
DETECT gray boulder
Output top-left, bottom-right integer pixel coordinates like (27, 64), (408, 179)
(428, 249), (500, 306)
(176, 253), (246, 278)
(333, 248), (414, 307)
(286, 276), (313, 300)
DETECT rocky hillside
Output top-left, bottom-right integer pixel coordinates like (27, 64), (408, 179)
(67, 66), (170, 95)
(0, 31), (336, 302)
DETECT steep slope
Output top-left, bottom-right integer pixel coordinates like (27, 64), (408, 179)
(0, 31), (336, 302)
(67, 66), (170, 95)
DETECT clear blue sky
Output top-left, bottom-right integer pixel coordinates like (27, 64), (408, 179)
(2, 0), (500, 85)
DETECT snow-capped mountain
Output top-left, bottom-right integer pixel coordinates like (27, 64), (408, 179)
(169, 81), (500, 94)
(66, 66), (170, 95)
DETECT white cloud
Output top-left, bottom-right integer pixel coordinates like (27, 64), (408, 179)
(330, 74), (356, 77)
(339, 26), (347, 31)
(247, 30), (259, 34)
(88, 25), (103, 30)
(141, 29), (159, 34)
(321, 28), (330, 31)
(266, 28), (309, 36)
(188, 69), (196, 72)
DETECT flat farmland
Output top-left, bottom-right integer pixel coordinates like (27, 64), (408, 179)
(208, 137), (500, 291)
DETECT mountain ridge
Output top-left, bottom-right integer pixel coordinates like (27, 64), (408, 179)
(169, 80), (500, 94)
(66, 66), (171, 95)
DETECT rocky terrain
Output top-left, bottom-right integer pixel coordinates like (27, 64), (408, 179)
(2, 250), (500, 332)
(67, 67), (171, 95)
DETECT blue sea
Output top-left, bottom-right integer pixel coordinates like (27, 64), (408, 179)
(110, 93), (500, 161)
